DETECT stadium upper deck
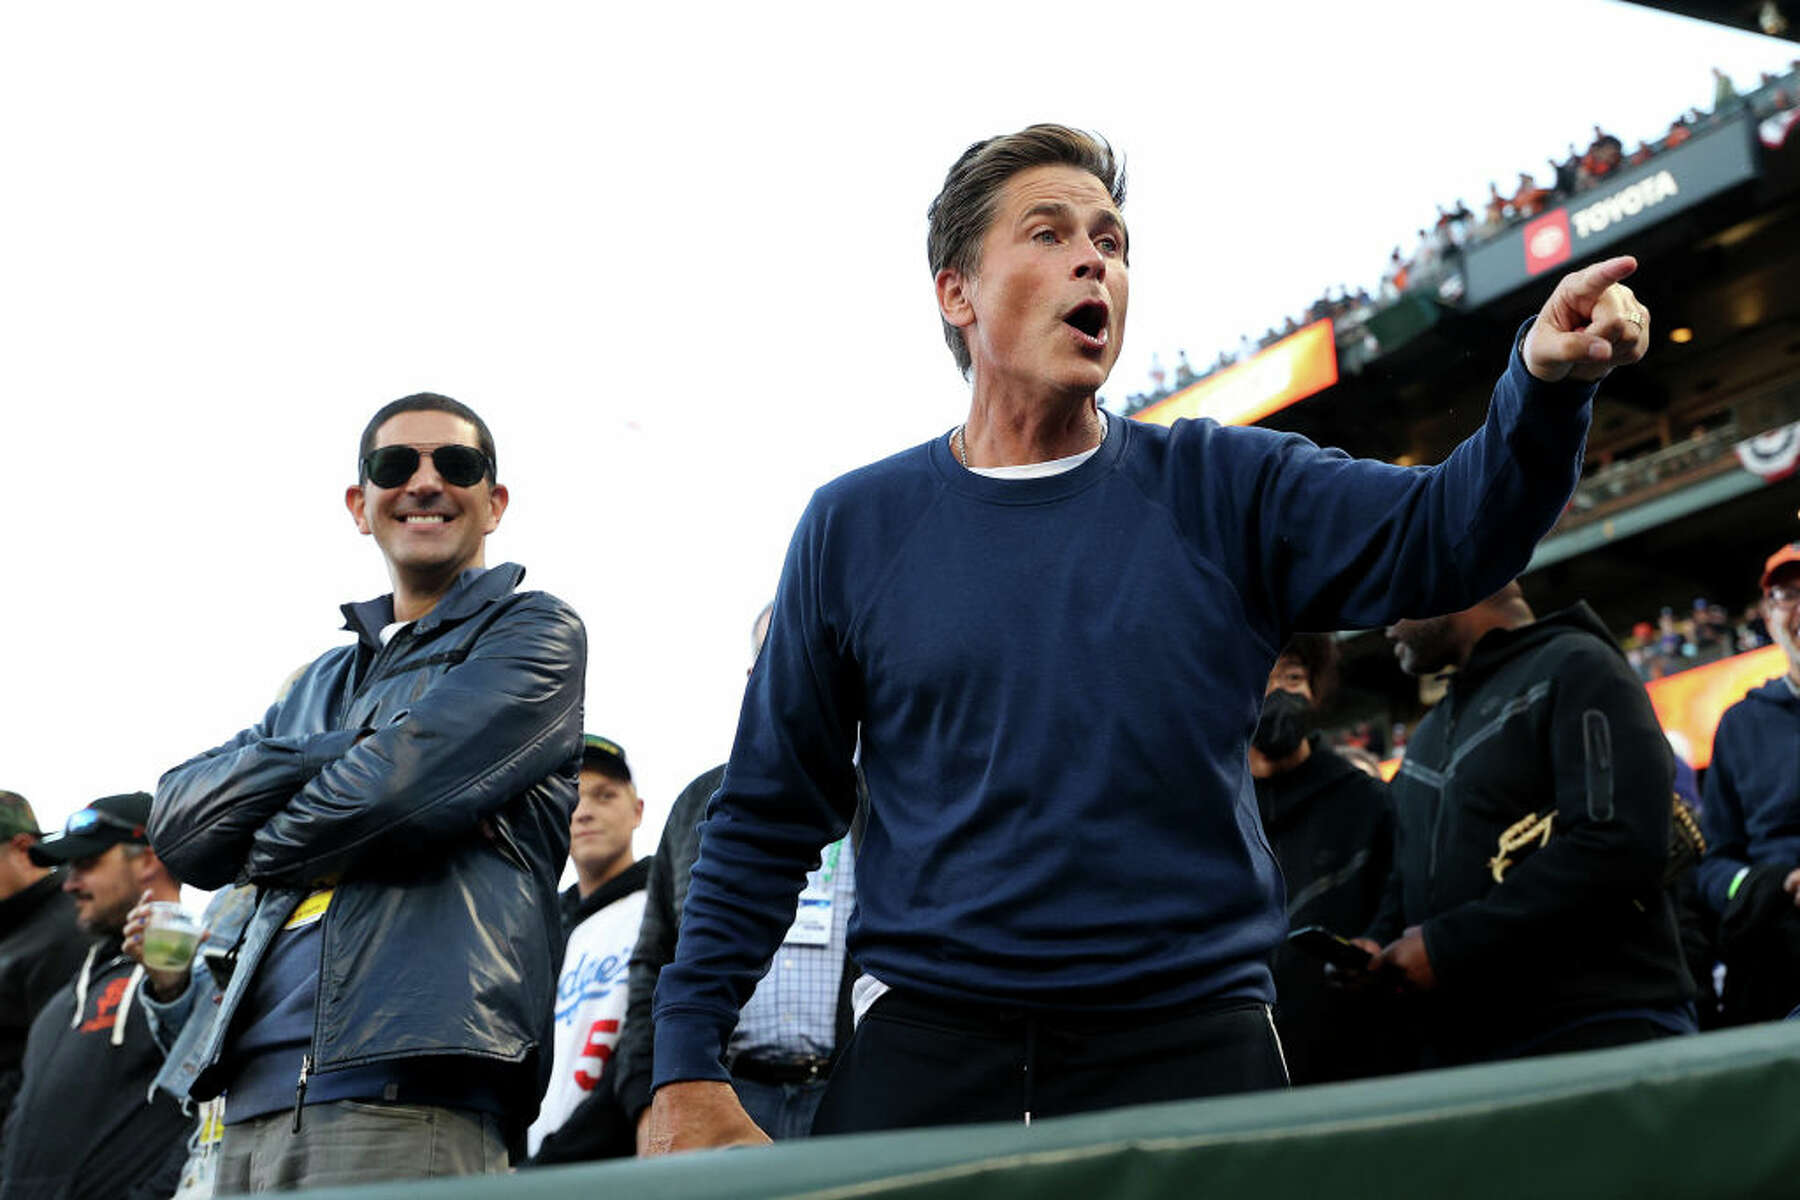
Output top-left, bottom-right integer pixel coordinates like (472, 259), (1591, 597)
(1130, 73), (1800, 745)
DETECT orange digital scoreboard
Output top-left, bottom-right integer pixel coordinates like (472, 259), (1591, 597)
(1132, 319), (1339, 428)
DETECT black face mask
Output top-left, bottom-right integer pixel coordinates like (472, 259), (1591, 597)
(1252, 689), (1313, 760)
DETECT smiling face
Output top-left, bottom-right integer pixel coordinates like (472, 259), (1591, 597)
(346, 410), (508, 600)
(938, 164), (1129, 400)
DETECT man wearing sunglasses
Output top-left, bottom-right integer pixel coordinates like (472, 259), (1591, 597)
(149, 393), (586, 1192)
(1, 792), (191, 1200)
(1697, 542), (1800, 1024)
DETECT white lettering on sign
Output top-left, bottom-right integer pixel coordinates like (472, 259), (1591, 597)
(1572, 171), (1679, 238)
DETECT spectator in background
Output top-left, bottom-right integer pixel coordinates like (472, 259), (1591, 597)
(1511, 172), (1550, 218)
(1446, 199), (1473, 245)
(1365, 586), (1694, 1065)
(1736, 602), (1769, 651)
(1696, 543), (1800, 1024)
(1552, 145), (1581, 196)
(150, 392), (586, 1191)
(1713, 66), (1740, 112)
(616, 604), (860, 1146)
(0, 791), (87, 1138)
(1250, 636), (1399, 1084)
(1627, 619), (1658, 681)
(1666, 119), (1693, 148)
(1658, 606), (1686, 661)
(1174, 350), (1196, 388)
(527, 736), (649, 1164)
(1, 793), (190, 1200)
(1482, 183), (1508, 231)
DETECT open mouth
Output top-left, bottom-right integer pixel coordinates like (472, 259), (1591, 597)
(1063, 300), (1109, 347)
(400, 514), (450, 526)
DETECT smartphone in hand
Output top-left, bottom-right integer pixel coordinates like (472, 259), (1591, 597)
(1286, 925), (1375, 972)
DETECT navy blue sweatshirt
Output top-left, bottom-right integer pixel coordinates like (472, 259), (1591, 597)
(653, 338), (1594, 1088)
(1698, 676), (1800, 913)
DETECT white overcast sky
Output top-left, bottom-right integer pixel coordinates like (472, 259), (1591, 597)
(1, 2), (1790, 858)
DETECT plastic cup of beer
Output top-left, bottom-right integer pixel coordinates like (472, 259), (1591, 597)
(141, 902), (203, 973)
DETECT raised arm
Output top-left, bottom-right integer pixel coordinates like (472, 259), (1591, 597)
(241, 593), (585, 886)
(1241, 258), (1649, 637)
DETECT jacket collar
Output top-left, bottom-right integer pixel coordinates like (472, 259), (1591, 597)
(1257, 734), (1363, 827)
(1456, 601), (1619, 688)
(339, 563), (527, 650)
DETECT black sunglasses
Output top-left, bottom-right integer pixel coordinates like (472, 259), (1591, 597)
(65, 808), (146, 840)
(361, 444), (493, 489)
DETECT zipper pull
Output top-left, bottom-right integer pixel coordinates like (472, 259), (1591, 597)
(292, 1054), (311, 1133)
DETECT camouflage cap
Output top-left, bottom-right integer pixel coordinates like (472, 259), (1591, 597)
(0, 792), (41, 840)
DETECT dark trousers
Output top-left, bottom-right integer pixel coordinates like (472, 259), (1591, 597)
(810, 989), (1288, 1135)
(732, 1076), (829, 1140)
(1512, 1017), (1681, 1059)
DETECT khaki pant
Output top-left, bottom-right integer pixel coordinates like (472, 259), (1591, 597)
(216, 1101), (507, 1195)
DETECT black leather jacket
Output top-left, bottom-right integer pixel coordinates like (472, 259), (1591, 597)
(149, 564), (585, 1141)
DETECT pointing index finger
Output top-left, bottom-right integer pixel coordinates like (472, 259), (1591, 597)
(1565, 255), (1637, 302)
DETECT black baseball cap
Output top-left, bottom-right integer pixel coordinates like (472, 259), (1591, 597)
(29, 792), (153, 866)
(580, 735), (631, 782)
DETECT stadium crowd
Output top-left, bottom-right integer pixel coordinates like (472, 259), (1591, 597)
(1115, 63), (1800, 418)
(4, 122), (1800, 1199)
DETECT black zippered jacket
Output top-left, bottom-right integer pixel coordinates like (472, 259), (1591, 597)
(0, 875), (88, 1135)
(148, 564), (586, 1152)
(1257, 738), (1396, 1083)
(1368, 602), (1692, 1062)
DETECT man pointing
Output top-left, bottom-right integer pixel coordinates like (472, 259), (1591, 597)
(648, 124), (1650, 1149)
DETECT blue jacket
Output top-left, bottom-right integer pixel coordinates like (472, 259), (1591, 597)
(140, 886), (258, 1107)
(655, 335), (1596, 1089)
(1698, 677), (1800, 914)
(149, 564), (586, 1145)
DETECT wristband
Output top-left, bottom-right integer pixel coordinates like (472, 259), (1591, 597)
(1728, 866), (1751, 901)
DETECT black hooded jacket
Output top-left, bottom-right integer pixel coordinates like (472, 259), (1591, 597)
(0, 875), (88, 1133)
(0, 939), (189, 1200)
(1256, 737), (1397, 1083)
(1369, 602), (1693, 1063)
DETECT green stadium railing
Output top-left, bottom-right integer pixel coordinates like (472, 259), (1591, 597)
(291, 1020), (1800, 1199)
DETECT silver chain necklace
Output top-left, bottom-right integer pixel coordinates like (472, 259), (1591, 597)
(953, 413), (1105, 469)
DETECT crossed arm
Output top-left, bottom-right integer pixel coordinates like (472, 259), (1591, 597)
(151, 593), (586, 889)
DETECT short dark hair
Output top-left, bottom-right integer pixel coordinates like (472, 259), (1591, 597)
(927, 125), (1127, 378)
(357, 393), (497, 484)
(1278, 634), (1340, 706)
